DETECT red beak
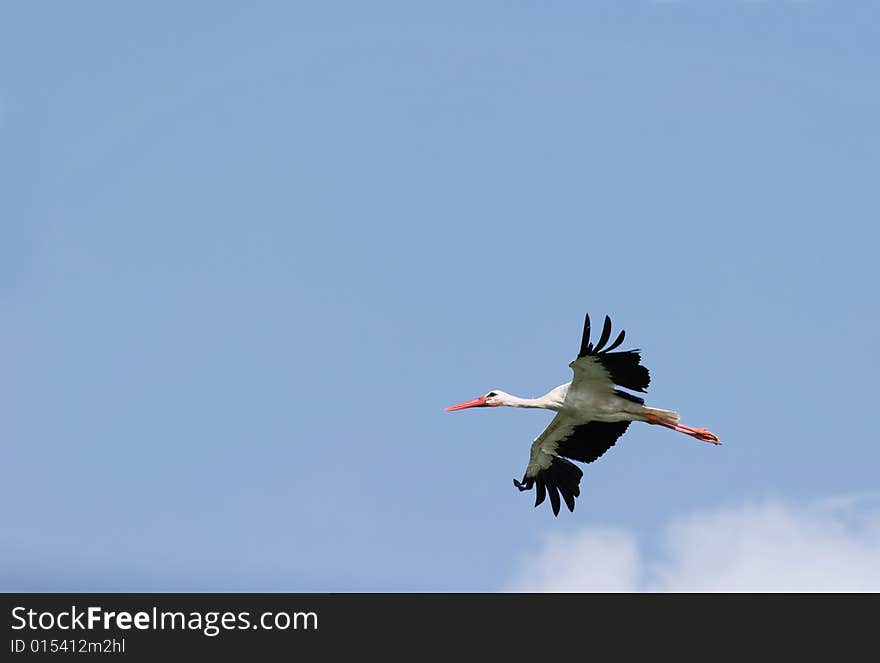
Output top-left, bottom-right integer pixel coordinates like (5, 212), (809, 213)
(445, 396), (489, 412)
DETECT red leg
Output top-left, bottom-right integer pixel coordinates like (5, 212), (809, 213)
(643, 414), (721, 445)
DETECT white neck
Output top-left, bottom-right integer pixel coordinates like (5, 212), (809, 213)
(501, 385), (567, 411)
(504, 395), (548, 408)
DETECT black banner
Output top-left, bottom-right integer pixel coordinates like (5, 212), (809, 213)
(2, 593), (875, 659)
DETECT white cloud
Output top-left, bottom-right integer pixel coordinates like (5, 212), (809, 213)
(506, 497), (880, 592)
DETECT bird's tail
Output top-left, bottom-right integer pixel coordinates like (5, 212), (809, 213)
(641, 406), (680, 423)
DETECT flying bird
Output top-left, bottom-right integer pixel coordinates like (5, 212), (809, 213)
(445, 313), (720, 516)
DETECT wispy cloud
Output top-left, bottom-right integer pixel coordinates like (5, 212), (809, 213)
(506, 497), (880, 592)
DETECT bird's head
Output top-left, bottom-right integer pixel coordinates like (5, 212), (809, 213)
(445, 390), (509, 411)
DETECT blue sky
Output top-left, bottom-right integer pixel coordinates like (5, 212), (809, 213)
(3, 2), (879, 591)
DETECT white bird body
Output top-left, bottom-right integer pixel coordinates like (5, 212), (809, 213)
(446, 313), (719, 516)
(490, 383), (646, 421)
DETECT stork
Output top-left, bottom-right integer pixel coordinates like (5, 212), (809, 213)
(445, 313), (720, 516)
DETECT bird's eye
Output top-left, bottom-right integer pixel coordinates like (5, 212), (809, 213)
(487, 392), (497, 397)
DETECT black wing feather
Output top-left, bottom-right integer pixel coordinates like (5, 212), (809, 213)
(604, 329), (626, 353)
(556, 421), (631, 464)
(593, 315), (613, 352)
(547, 481), (561, 516)
(534, 479), (547, 507)
(595, 351), (650, 392)
(614, 389), (645, 405)
(517, 456), (584, 517)
(578, 313), (592, 357)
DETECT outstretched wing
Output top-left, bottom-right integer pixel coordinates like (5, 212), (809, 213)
(569, 313), (650, 395)
(513, 314), (648, 516)
(514, 414), (632, 516)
